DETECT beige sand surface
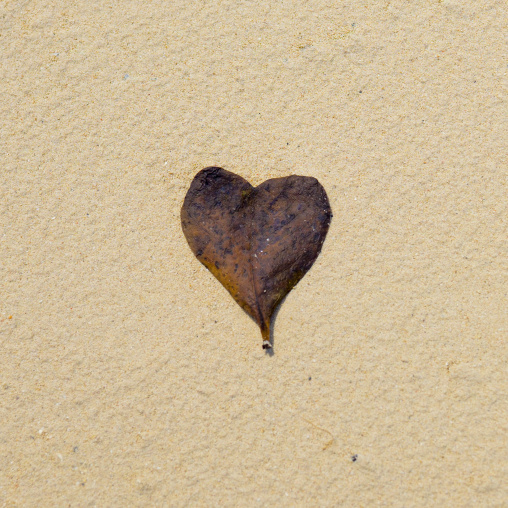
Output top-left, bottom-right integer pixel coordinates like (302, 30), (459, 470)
(1, 1), (507, 506)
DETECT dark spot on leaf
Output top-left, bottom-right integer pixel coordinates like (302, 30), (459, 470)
(352, 454), (358, 462)
(181, 167), (332, 350)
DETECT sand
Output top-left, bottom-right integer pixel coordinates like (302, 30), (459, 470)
(1, 0), (507, 506)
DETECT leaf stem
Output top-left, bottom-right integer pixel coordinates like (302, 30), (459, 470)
(261, 321), (271, 349)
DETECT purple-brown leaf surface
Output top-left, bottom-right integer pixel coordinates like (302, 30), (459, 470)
(181, 167), (332, 349)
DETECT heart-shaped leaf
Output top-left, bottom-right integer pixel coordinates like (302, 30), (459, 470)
(181, 167), (332, 349)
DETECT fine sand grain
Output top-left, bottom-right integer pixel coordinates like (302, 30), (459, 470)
(1, 1), (507, 506)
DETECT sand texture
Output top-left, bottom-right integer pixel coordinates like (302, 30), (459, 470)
(1, 0), (507, 506)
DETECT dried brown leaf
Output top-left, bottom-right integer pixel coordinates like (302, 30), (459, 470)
(181, 167), (332, 349)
